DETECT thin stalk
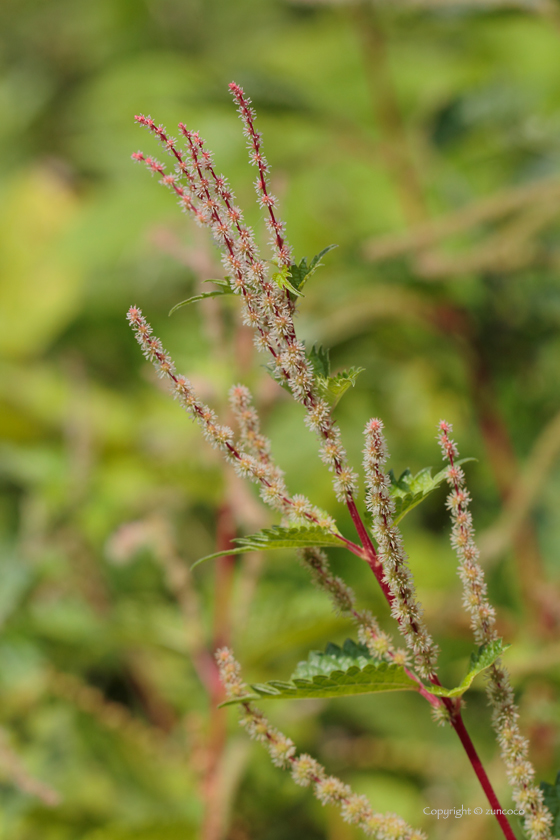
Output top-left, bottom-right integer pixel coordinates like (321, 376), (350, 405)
(345, 494), (517, 840)
(202, 504), (237, 840)
(346, 494), (391, 599)
(450, 709), (517, 840)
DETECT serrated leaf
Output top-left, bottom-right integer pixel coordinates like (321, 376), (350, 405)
(191, 525), (343, 570)
(540, 771), (560, 837)
(308, 344), (331, 378)
(169, 279), (233, 315)
(287, 244), (338, 294)
(220, 639), (418, 705)
(293, 639), (376, 677)
(220, 638), (510, 707)
(316, 366), (364, 407)
(388, 458), (476, 525)
(428, 640), (510, 698)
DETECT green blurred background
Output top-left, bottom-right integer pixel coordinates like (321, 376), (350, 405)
(2, 1), (560, 838)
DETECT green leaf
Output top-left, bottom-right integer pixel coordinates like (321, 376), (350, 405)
(308, 344), (331, 378)
(316, 366), (364, 407)
(169, 279), (233, 315)
(220, 639), (419, 705)
(287, 244), (338, 294)
(221, 638), (510, 707)
(540, 771), (560, 837)
(388, 458), (476, 525)
(272, 265), (304, 297)
(293, 639), (376, 676)
(428, 640), (510, 698)
(191, 525), (343, 569)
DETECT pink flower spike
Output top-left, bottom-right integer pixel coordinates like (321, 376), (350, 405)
(229, 80), (293, 267)
(134, 114), (154, 128)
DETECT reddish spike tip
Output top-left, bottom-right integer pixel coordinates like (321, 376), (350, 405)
(229, 81), (244, 98)
(135, 114), (154, 128)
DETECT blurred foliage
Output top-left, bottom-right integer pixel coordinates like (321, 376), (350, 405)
(1, 1), (560, 838)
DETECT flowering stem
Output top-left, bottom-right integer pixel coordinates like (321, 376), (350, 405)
(346, 494), (392, 601)
(345, 493), (516, 840)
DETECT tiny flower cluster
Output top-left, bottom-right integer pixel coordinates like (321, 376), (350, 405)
(488, 664), (552, 840)
(227, 384), (335, 526)
(363, 419), (439, 679)
(127, 307), (234, 451)
(357, 612), (408, 666)
(229, 383), (290, 514)
(214, 647), (248, 699)
(437, 421), (496, 643)
(228, 82), (292, 269)
(438, 421), (553, 840)
(216, 649), (426, 840)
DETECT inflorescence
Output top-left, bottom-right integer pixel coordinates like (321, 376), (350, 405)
(132, 84), (357, 504)
(438, 421), (553, 840)
(363, 418), (439, 680)
(128, 82), (554, 840)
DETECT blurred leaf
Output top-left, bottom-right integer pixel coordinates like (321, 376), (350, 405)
(287, 244), (338, 294)
(540, 771), (560, 838)
(0, 168), (83, 359)
(191, 525), (343, 569)
(0, 551), (32, 627)
(389, 458), (476, 525)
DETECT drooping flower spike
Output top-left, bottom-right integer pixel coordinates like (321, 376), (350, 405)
(216, 648), (426, 840)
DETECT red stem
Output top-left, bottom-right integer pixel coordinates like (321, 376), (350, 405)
(346, 495), (392, 601)
(450, 711), (517, 840)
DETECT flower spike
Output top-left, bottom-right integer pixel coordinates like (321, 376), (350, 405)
(363, 418), (439, 679)
(438, 420), (553, 840)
